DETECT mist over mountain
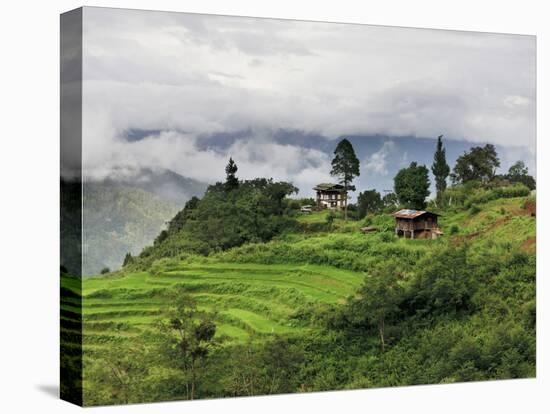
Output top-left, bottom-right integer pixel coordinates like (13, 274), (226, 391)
(100, 167), (208, 207)
(81, 168), (208, 275)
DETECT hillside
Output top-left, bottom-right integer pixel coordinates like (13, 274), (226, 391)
(78, 168), (208, 275)
(61, 191), (536, 405)
(82, 183), (179, 275)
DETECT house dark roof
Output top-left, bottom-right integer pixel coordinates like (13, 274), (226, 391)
(392, 209), (440, 219)
(314, 183), (345, 191)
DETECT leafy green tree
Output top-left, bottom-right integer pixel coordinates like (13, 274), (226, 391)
(394, 162), (430, 210)
(330, 139), (360, 221)
(451, 144), (500, 184)
(382, 192), (399, 211)
(431, 135), (450, 204)
(357, 189), (382, 218)
(177, 178), (297, 252)
(87, 340), (149, 404)
(408, 246), (474, 315)
(225, 157), (239, 191)
(259, 337), (304, 394)
(223, 341), (262, 396)
(158, 290), (217, 400)
(505, 161), (536, 190)
(348, 262), (404, 350)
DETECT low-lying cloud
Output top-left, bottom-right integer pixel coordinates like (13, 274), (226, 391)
(80, 7), (536, 190)
(83, 128), (332, 197)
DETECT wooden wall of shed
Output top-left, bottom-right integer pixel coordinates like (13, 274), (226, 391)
(395, 217), (438, 231)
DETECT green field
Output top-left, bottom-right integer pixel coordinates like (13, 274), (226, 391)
(62, 262), (364, 352)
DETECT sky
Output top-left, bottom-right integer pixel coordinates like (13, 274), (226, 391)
(81, 7), (536, 199)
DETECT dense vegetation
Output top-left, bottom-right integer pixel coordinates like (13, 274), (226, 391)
(133, 178), (299, 269)
(61, 139), (536, 405)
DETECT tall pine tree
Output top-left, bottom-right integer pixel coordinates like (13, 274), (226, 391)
(330, 138), (360, 221)
(431, 135), (450, 204)
(225, 157), (239, 191)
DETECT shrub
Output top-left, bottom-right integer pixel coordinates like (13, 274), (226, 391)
(379, 232), (394, 243)
(465, 184), (530, 208)
(100, 267), (110, 274)
(407, 246), (475, 316)
(325, 211), (336, 226)
(441, 183), (530, 209)
(469, 204), (481, 215)
(362, 216), (373, 227)
(149, 257), (184, 276)
(449, 224), (459, 235)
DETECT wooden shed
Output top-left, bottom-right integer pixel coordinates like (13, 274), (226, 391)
(393, 209), (443, 239)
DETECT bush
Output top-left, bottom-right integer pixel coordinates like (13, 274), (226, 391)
(449, 224), (459, 235)
(440, 183), (530, 209)
(149, 257), (185, 276)
(286, 199), (301, 211)
(379, 232), (394, 243)
(407, 246), (475, 316)
(465, 184), (531, 208)
(362, 216), (373, 227)
(100, 267), (110, 274)
(325, 211), (336, 226)
(469, 204), (481, 215)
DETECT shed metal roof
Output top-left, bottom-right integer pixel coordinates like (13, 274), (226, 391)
(392, 209), (440, 219)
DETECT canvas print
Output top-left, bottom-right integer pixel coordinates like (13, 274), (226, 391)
(60, 7), (536, 406)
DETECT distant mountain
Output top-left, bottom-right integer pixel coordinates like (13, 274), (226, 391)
(102, 167), (208, 207)
(81, 168), (208, 275)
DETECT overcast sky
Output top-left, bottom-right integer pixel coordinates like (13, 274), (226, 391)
(81, 7), (536, 196)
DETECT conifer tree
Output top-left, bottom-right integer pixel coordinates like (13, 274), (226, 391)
(330, 139), (360, 221)
(431, 135), (450, 204)
(225, 157), (239, 191)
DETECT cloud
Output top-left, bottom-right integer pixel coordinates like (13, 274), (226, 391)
(80, 7), (536, 187)
(364, 141), (396, 175)
(83, 127), (332, 197)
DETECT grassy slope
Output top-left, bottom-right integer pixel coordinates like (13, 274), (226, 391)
(62, 262), (364, 356)
(61, 195), (535, 401)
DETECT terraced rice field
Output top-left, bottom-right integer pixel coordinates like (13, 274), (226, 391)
(61, 262), (365, 354)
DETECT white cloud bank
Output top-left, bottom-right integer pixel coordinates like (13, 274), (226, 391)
(81, 7), (536, 184)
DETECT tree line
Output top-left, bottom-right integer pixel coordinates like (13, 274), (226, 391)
(339, 136), (536, 217)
